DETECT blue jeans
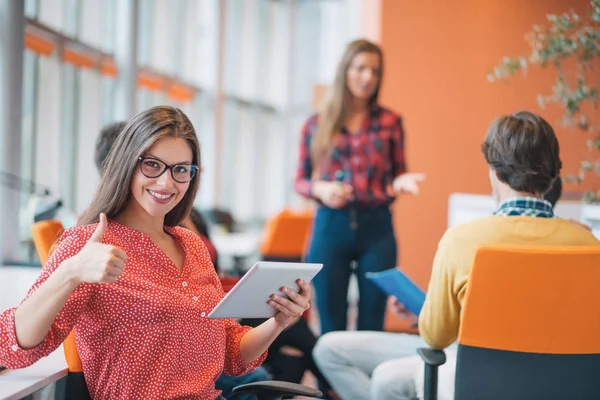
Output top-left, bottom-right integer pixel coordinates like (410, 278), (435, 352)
(306, 205), (397, 334)
(215, 366), (272, 400)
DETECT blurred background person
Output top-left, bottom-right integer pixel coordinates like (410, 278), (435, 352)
(295, 39), (425, 334)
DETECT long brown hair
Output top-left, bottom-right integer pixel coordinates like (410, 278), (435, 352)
(78, 106), (201, 228)
(311, 39), (384, 163)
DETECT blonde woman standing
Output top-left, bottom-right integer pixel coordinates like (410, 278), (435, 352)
(295, 39), (425, 334)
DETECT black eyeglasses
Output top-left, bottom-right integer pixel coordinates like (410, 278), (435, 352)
(138, 157), (199, 183)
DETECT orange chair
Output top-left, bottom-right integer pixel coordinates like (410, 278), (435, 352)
(260, 209), (313, 262)
(31, 220), (64, 265)
(419, 245), (600, 400)
(32, 220), (86, 397)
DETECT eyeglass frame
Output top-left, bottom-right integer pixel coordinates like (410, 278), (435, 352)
(137, 156), (199, 183)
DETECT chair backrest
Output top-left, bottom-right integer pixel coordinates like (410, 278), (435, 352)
(31, 220), (64, 265)
(455, 245), (600, 400)
(260, 209), (313, 260)
(31, 220), (84, 375)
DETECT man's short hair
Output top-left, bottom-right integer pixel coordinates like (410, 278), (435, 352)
(482, 111), (562, 195)
(95, 121), (127, 172)
(544, 176), (562, 208)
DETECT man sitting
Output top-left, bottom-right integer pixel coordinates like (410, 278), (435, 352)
(313, 111), (600, 400)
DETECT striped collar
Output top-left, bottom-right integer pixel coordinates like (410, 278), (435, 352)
(493, 197), (555, 218)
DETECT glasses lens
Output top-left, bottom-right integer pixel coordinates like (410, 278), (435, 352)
(140, 158), (165, 178)
(172, 165), (194, 183)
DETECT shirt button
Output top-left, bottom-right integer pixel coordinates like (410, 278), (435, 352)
(201, 312), (206, 317)
(192, 296), (198, 301)
(11, 344), (18, 351)
(182, 281), (188, 287)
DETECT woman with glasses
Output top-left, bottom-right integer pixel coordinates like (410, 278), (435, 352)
(0, 106), (312, 400)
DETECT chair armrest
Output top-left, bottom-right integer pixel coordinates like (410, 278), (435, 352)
(417, 347), (446, 366)
(417, 348), (447, 400)
(232, 380), (322, 399)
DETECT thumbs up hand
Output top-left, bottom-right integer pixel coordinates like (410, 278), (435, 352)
(71, 213), (128, 284)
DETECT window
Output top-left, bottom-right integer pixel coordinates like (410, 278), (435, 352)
(6, 0), (362, 264)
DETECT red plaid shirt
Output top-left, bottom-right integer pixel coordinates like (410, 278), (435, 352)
(295, 104), (407, 206)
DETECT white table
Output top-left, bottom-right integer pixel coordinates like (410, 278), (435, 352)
(0, 346), (67, 400)
(211, 232), (262, 273)
(211, 232), (261, 258)
(0, 266), (68, 400)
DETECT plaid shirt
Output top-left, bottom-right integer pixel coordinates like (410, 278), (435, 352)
(494, 197), (555, 218)
(294, 104), (407, 206)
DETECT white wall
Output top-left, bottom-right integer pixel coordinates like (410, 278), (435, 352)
(448, 193), (585, 228)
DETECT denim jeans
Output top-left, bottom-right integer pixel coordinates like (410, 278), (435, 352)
(313, 331), (457, 400)
(215, 366), (271, 400)
(306, 205), (397, 334)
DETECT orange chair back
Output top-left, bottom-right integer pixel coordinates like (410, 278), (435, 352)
(260, 209), (313, 258)
(31, 220), (82, 372)
(63, 332), (83, 372)
(31, 220), (64, 265)
(459, 245), (600, 354)
(453, 244), (600, 400)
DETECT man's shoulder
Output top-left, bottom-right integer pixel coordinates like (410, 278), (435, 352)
(439, 215), (600, 251)
(439, 216), (500, 246)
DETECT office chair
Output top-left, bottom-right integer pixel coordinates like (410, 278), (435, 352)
(418, 245), (600, 400)
(31, 220), (322, 400)
(260, 209), (313, 263)
(31, 219), (64, 264)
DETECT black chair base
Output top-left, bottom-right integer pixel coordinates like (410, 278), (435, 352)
(232, 380), (322, 400)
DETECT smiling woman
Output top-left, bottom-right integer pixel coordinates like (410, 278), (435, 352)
(0, 106), (313, 400)
(78, 106), (201, 228)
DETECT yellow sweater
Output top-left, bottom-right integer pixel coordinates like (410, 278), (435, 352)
(418, 215), (600, 349)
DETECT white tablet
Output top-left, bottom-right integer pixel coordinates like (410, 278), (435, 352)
(208, 261), (323, 319)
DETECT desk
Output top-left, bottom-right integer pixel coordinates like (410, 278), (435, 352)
(211, 232), (261, 273)
(212, 232), (261, 257)
(0, 267), (68, 400)
(0, 346), (67, 400)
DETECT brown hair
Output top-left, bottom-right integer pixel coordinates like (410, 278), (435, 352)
(311, 39), (383, 163)
(482, 111), (561, 195)
(79, 106), (201, 227)
(95, 121), (127, 173)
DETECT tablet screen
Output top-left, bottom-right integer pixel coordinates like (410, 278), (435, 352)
(208, 261), (322, 319)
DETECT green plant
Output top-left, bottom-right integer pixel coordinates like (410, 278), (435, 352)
(488, 0), (600, 202)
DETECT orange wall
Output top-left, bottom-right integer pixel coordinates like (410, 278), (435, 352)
(380, 0), (598, 289)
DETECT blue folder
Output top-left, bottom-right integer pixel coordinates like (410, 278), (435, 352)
(366, 268), (426, 316)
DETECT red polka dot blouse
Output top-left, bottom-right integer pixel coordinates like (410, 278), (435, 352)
(0, 221), (266, 399)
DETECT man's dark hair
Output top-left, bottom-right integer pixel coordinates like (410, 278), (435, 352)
(189, 207), (211, 239)
(544, 176), (562, 208)
(482, 111), (562, 195)
(95, 121), (127, 173)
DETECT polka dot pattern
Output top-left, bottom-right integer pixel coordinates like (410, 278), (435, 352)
(0, 221), (266, 399)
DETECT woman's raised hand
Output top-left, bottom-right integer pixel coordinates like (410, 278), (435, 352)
(70, 213), (128, 284)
